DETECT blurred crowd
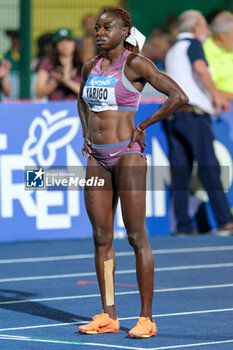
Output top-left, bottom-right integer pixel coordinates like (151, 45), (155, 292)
(0, 14), (98, 100)
(0, 10), (233, 101)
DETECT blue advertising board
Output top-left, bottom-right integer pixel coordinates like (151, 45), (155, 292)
(0, 101), (232, 242)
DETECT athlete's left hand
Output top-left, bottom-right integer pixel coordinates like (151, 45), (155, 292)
(127, 128), (146, 153)
(82, 137), (92, 158)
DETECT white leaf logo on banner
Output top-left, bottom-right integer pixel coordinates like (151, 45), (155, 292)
(22, 109), (79, 166)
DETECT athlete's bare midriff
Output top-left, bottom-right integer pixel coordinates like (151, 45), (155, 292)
(88, 110), (135, 144)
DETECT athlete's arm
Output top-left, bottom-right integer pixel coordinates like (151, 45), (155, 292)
(125, 54), (189, 131)
(77, 59), (93, 156)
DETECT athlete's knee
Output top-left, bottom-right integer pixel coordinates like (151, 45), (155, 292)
(127, 230), (145, 251)
(93, 227), (113, 248)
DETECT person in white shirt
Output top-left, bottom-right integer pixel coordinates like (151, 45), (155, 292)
(164, 10), (233, 235)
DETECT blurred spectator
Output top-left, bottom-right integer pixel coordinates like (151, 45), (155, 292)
(0, 54), (11, 99)
(161, 14), (179, 45)
(4, 30), (20, 71)
(77, 14), (97, 64)
(36, 28), (82, 100)
(31, 33), (53, 72)
(206, 9), (222, 24)
(204, 11), (233, 101)
(164, 10), (233, 235)
(142, 15), (178, 72)
(142, 29), (170, 71)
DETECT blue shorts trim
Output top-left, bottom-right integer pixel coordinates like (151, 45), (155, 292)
(91, 139), (131, 150)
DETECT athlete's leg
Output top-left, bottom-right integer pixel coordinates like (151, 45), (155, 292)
(85, 156), (118, 319)
(114, 153), (154, 319)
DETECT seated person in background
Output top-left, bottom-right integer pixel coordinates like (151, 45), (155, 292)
(204, 11), (233, 101)
(77, 14), (98, 64)
(142, 28), (170, 71)
(36, 28), (82, 100)
(0, 55), (11, 99)
(31, 33), (53, 72)
(160, 14), (179, 46)
(4, 30), (20, 72)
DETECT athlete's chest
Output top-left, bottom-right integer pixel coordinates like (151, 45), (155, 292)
(82, 71), (122, 112)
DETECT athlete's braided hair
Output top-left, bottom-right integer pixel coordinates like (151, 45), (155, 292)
(93, 7), (139, 65)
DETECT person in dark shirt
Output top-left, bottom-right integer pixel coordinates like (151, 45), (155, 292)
(4, 30), (20, 72)
(36, 28), (82, 100)
(31, 33), (53, 72)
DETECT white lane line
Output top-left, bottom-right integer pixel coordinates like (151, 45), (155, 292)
(121, 307), (233, 320)
(1, 283), (233, 306)
(0, 307), (233, 332)
(0, 322), (80, 332)
(150, 339), (233, 350)
(0, 335), (233, 350)
(156, 262), (233, 271)
(1, 245), (233, 264)
(0, 254), (93, 264)
(0, 335), (146, 350)
(1, 262), (233, 283)
(0, 272), (97, 283)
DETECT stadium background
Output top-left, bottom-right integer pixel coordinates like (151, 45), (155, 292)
(0, 0), (231, 98)
(0, 0), (233, 242)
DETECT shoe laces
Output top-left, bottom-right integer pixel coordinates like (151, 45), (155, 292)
(92, 311), (109, 321)
(137, 317), (153, 329)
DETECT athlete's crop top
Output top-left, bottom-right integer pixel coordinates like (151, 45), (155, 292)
(82, 50), (141, 112)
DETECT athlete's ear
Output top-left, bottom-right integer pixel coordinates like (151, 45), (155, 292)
(122, 26), (129, 41)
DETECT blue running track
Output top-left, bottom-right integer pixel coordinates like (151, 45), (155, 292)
(0, 235), (233, 349)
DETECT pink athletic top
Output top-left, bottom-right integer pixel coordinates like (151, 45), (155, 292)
(82, 50), (141, 112)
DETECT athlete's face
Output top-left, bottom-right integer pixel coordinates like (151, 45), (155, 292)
(94, 13), (128, 50)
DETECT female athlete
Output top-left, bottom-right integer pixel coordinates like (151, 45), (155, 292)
(77, 7), (188, 338)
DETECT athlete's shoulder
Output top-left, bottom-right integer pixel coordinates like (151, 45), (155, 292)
(81, 57), (96, 80)
(126, 52), (156, 71)
(126, 52), (152, 65)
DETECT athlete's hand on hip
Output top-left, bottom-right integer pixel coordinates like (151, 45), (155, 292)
(82, 137), (92, 158)
(127, 128), (146, 153)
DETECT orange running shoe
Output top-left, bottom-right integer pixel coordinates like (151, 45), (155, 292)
(78, 311), (120, 334)
(128, 317), (157, 338)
